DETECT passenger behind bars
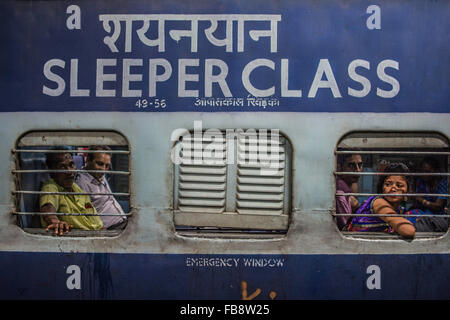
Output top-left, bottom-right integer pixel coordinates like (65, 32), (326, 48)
(75, 145), (128, 230)
(335, 154), (363, 230)
(409, 156), (449, 232)
(346, 162), (415, 238)
(40, 151), (103, 235)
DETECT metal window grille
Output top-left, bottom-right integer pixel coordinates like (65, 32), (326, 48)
(334, 132), (450, 236)
(12, 131), (131, 233)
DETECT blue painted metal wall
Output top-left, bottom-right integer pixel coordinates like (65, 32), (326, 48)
(1, 0), (449, 302)
(1, 252), (449, 299)
(0, 0), (449, 112)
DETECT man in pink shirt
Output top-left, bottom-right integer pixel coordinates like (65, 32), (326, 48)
(336, 154), (363, 230)
(75, 146), (128, 230)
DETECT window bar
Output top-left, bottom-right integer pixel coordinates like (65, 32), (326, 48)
(13, 190), (130, 196)
(335, 150), (450, 155)
(12, 211), (132, 217)
(12, 169), (130, 175)
(12, 149), (130, 154)
(336, 192), (450, 197)
(335, 171), (450, 176)
(332, 213), (450, 218)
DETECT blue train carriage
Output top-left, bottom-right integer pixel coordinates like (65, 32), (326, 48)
(0, 0), (449, 299)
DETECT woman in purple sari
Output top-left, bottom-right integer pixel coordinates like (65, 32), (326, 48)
(347, 163), (415, 238)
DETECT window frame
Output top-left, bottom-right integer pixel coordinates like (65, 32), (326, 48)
(334, 131), (450, 240)
(173, 128), (292, 236)
(12, 130), (132, 237)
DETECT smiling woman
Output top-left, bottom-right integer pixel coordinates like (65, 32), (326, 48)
(346, 163), (415, 238)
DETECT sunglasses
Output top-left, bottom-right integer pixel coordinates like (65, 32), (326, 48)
(346, 161), (363, 170)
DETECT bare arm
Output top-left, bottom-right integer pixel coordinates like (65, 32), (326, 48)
(372, 198), (415, 238)
(349, 182), (360, 211)
(415, 196), (446, 213)
(40, 203), (72, 236)
(349, 196), (360, 211)
(350, 182), (359, 193)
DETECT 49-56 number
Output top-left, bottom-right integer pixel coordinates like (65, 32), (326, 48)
(136, 99), (166, 109)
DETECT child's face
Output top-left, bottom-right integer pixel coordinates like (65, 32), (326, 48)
(382, 175), (408, 204)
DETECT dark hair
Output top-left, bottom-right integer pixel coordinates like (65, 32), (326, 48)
(376, 162), (411, 194)
(45, 147), (73, 169)
(337, 153), (361, 169)
(86, 145), (111, 162)
(420, 156), (440, 172)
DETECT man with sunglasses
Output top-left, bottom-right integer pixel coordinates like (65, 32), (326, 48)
(75, 146), (127, 230)
(336, 154), (363, 230)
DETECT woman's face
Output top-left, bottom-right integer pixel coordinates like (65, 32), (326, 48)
(382, 175), (408, 204)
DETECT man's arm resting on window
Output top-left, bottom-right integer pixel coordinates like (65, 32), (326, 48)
(40, 203), (72, 236)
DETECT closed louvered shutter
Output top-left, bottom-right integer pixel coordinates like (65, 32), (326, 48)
(174, 129), (290, 232)
(236, 131), (288, 216)
(177, 133), (227, 213)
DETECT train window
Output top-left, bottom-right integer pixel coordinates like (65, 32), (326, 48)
(173, 129), (291, 237)
(12, 131), (131, 237)
(335, 132), (449, 240)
